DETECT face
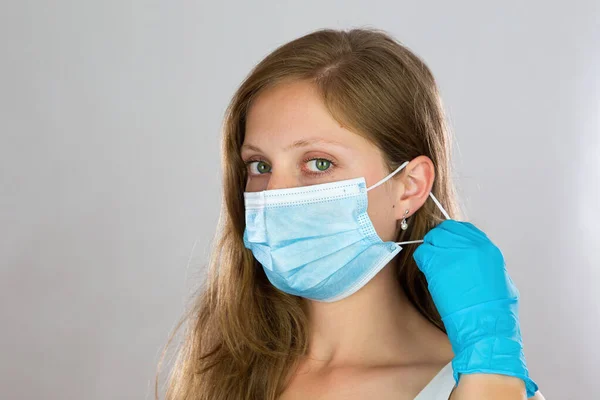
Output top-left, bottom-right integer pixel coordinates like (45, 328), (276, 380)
(241, 80), (403, 242)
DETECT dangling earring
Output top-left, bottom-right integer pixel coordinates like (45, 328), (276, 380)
(400, 209), (410, 231)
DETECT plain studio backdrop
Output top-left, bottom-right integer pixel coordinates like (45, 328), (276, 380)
(1, 1), (598, 399)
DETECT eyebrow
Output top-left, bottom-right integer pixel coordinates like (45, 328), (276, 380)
(241, 137), (350, 153)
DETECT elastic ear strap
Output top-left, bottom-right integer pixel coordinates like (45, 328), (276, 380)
(368, 160), (451, 245)
(394, 194), (450, 245)
(366, 161), (451, 219)
(395, 239), (424, 245)
(429, 192), (450, 220)
(366, 161), (410, 192)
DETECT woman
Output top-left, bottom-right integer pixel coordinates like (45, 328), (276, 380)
(157, 28), (544, 399)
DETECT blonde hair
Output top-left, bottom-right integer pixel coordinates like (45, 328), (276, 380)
(156, 27), (462, 400)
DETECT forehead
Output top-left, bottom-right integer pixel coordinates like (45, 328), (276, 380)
(244, 80), (358, 146)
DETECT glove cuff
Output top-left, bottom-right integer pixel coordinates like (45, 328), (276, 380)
(442, 298), (539, 398)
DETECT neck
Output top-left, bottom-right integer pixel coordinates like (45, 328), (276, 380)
(300, 260), (452, 370)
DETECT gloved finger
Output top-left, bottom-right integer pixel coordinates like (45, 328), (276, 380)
(413, 241), (434, 273)
(438, 220), (484, 243)
(423, 222), (474, 248)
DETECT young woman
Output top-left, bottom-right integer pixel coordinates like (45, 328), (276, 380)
(157, 28), (544, 400)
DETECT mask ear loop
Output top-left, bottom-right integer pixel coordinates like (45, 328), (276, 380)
(394, 191), (450, 245)
(366, 161), (410, 192)
(364, 160), (451, 246)
(395, 193), (450, 245)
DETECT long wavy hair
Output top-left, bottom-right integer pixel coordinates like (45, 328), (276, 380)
(156, 27), (462, 400)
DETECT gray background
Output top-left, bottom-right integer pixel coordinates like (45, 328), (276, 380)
(1, 1), (598, 399)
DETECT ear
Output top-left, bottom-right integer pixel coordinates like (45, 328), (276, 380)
(392, 155), (435, 220)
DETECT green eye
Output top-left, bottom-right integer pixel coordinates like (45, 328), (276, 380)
(245, 158), (334, 176)
(256, 161), (271, 173)
(245, 160), (272, 175)
(310, 159), (331, 172)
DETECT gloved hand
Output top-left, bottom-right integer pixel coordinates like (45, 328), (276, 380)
(413, 219), (538, 398)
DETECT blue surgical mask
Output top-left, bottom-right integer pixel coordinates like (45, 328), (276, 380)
(242, 160), (450, 302)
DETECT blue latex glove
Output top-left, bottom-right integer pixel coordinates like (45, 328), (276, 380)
(413, 220), (538, 398)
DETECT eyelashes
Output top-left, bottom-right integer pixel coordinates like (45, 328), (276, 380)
(303, 158), (335, 176)
(243, 157), (337, 177)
